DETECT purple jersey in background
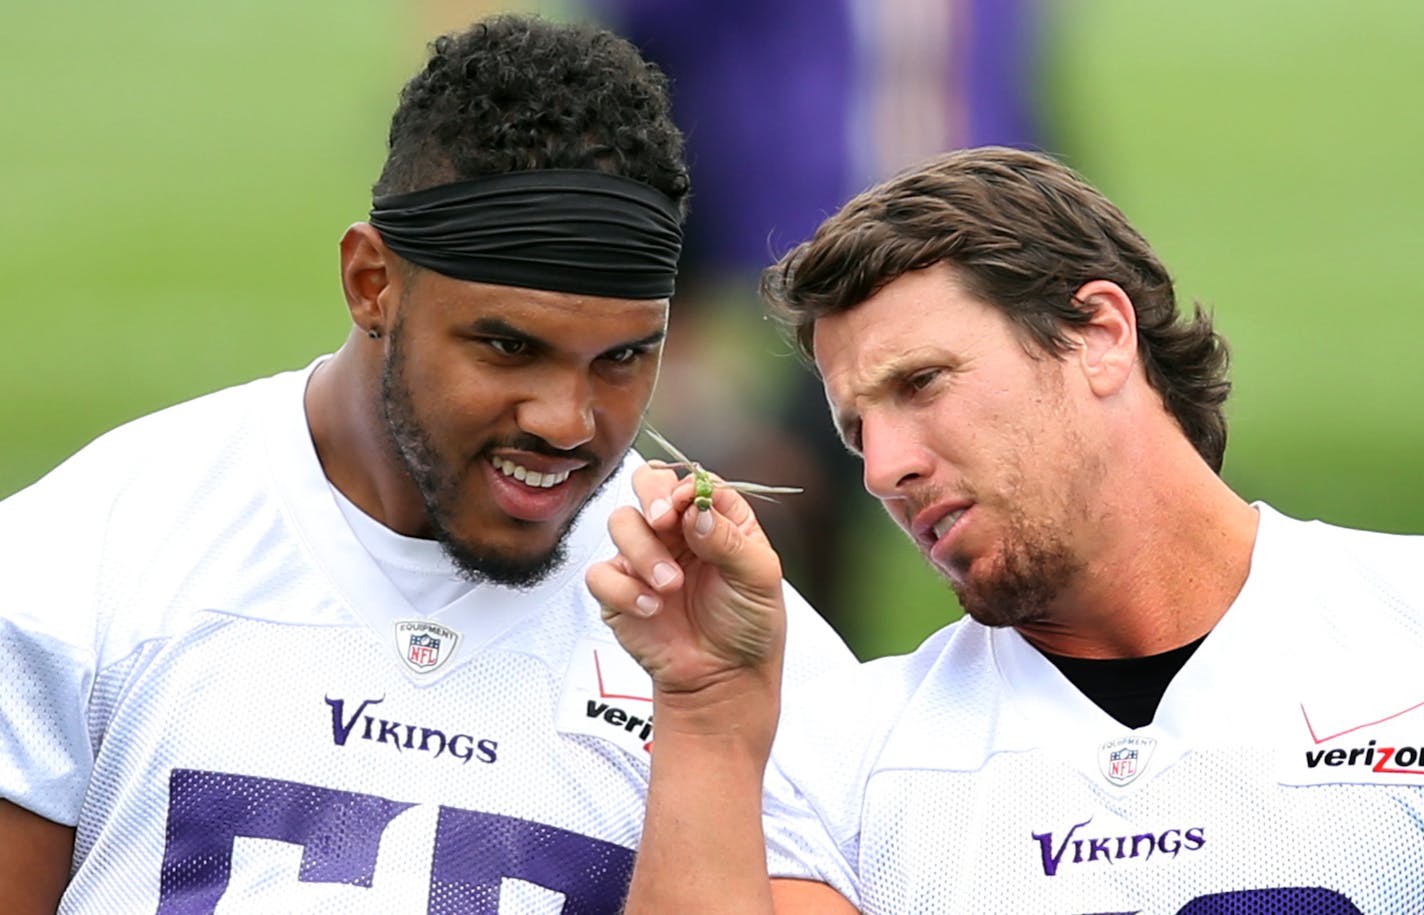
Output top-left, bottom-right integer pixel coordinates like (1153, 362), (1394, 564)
(590, 0), (1041, 271)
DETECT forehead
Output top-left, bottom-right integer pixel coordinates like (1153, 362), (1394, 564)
(405, 272), (668, 343)
(812, 265), (1006, 390)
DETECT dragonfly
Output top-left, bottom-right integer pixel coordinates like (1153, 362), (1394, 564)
(641, 425), (804, 512)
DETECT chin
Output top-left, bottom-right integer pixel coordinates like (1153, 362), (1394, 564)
(446, 538), (569, 589)
(429, 512), (572, 589)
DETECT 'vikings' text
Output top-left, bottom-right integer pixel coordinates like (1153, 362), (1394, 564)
(1032, 817), (1205, 877)
(326, 696), (498, 764)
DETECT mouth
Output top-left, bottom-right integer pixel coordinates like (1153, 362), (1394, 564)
(911, 501), (972, 551)
(490, 455), (573, 489)
(931, 508), (966, 541)
(485, 452), (591, 524)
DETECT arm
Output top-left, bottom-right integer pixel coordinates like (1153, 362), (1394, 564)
(772, 878), (861, 914)
(587, 464), (857, 914)
(0, 799), (74, 913)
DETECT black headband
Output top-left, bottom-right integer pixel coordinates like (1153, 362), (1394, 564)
(368, 170), (683, 300)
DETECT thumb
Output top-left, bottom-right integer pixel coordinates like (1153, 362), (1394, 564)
(680, 498), (783, 599)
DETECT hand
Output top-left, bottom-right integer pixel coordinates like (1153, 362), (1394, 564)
(587, 461), (788, 702)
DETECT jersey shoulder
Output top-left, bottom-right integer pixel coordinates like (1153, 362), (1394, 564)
(770, 618), (1000, 825)
(0, 367), (319, 655)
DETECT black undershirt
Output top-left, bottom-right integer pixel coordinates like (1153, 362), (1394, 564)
(1038, 635), (1209, 729)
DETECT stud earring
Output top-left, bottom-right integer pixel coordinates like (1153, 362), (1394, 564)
(368, 328), (380, 339)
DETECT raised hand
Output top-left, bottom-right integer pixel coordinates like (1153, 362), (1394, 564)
(587, 460), (788, 703)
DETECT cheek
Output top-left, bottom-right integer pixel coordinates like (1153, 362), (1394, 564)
(596, 374), (657, 435)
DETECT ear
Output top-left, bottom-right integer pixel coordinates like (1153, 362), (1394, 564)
(339, 223), (401, 336)
(1067, 279), (1138, 398)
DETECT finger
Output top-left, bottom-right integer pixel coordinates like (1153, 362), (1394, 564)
(586, 558), (662, 619)
(679, 496), (784, 595)
(632, 462), (698, 531)
(608, 505), (686, 594)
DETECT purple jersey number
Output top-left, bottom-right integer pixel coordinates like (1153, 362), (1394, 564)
(159, 768), (634, 914)
(1080, 887), (1364, 915)
(1176, 888), (1363, 914)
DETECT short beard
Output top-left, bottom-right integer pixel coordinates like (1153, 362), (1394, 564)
(379, 320), (587, 589)
(949, 506), (1084, 630)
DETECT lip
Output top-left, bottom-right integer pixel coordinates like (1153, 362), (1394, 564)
(910, 500), (973, 554)
(485, 452), (592, 523)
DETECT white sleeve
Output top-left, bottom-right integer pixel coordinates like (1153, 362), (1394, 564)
(763, 750), (863, 908)
(778, 580), (857, 683)
(0, 470), (102, 826)
(751, 583), (861, 901)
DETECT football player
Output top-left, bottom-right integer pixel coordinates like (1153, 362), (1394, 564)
(593, 146), (1424, 913)
(0, 14), (855, 913)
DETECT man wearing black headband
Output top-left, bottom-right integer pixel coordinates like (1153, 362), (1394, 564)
(0, 14), (853, 912)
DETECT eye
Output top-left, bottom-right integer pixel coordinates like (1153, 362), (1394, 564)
(601, 345), (650, 366)
(906, 368), (941, 393)
(484, 337), (529, 357)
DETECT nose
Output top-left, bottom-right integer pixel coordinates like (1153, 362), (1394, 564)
(860, 410), (931, 501)
(517, 370), (596, 452)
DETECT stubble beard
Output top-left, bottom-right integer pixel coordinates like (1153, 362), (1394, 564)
(948, 507), (1083, 629)
(943, 430), (1093, 629)
(379, 322), (584, 589)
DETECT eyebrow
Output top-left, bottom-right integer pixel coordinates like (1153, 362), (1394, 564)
(828, 352), (937, 453)
(468, 317), (666, 352)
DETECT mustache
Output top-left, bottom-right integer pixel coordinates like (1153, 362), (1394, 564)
(485, 433), (601, 465)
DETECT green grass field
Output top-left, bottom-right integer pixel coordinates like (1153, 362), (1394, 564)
(4, 0), (1421, 659)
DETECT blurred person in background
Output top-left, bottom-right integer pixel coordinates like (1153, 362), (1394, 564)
(587, 0), (1044, 645)
(592, 146), (1424, 913)
(0, 13), (852, 912)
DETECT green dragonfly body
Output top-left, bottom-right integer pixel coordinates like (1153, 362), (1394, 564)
(641, 426), (803, 512)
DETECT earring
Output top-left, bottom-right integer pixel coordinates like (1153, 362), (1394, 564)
(368, 328), (380, 339)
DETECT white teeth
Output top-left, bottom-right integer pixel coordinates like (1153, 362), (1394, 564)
(932, 510), (964, 540)
(492, 457), (571, 488)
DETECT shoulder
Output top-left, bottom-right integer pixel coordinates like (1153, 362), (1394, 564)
(771, 618), (997, 802)
(1252, 503), (1424, 706)
(0, 367), (313, 644)
(1257, 502), (1424, 612)
(3, 370), (298, 519)
(763, 618), (1001, 888)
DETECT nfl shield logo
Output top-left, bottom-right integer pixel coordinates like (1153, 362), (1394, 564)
(1108, 747), (1138, 779)
(1097, 735), (1156, 787)
(408, 633), (440, 668)
(394, 620), (462, 675)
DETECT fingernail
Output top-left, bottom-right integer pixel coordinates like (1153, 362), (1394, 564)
(635, 593), (660, 616)
(648, 498), (671, 521)
(652, 562), (678, 588)
(695, 510), (714, 536)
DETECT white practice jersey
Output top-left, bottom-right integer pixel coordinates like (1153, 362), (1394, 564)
(0, 361), (855, 914)
(764, 505), (1424, 914)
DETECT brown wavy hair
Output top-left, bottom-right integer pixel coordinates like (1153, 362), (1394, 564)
(761, 146), (1231, 471)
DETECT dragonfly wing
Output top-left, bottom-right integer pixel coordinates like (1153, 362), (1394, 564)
(641, 425), (694, 466)
(646, 458), (698, 473)
(723, 481), (805, 496)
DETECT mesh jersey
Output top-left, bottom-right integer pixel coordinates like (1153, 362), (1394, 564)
(0, 361), (855, 914)
(764, 505), (1424, 914)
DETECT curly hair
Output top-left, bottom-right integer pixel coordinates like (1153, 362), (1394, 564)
(373, 14), (690, 216)
(761, 146), (1232, 472)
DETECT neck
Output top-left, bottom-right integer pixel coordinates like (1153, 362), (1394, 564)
(1015, 438), (1259, 660)
(305, 332), (433, 538)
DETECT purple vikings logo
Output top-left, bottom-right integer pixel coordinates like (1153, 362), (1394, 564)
(394, 620), (462, 675)
(1098, 735), (1156, 787)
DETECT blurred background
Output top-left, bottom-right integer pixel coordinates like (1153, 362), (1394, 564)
(3, 0), (1421, 659)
